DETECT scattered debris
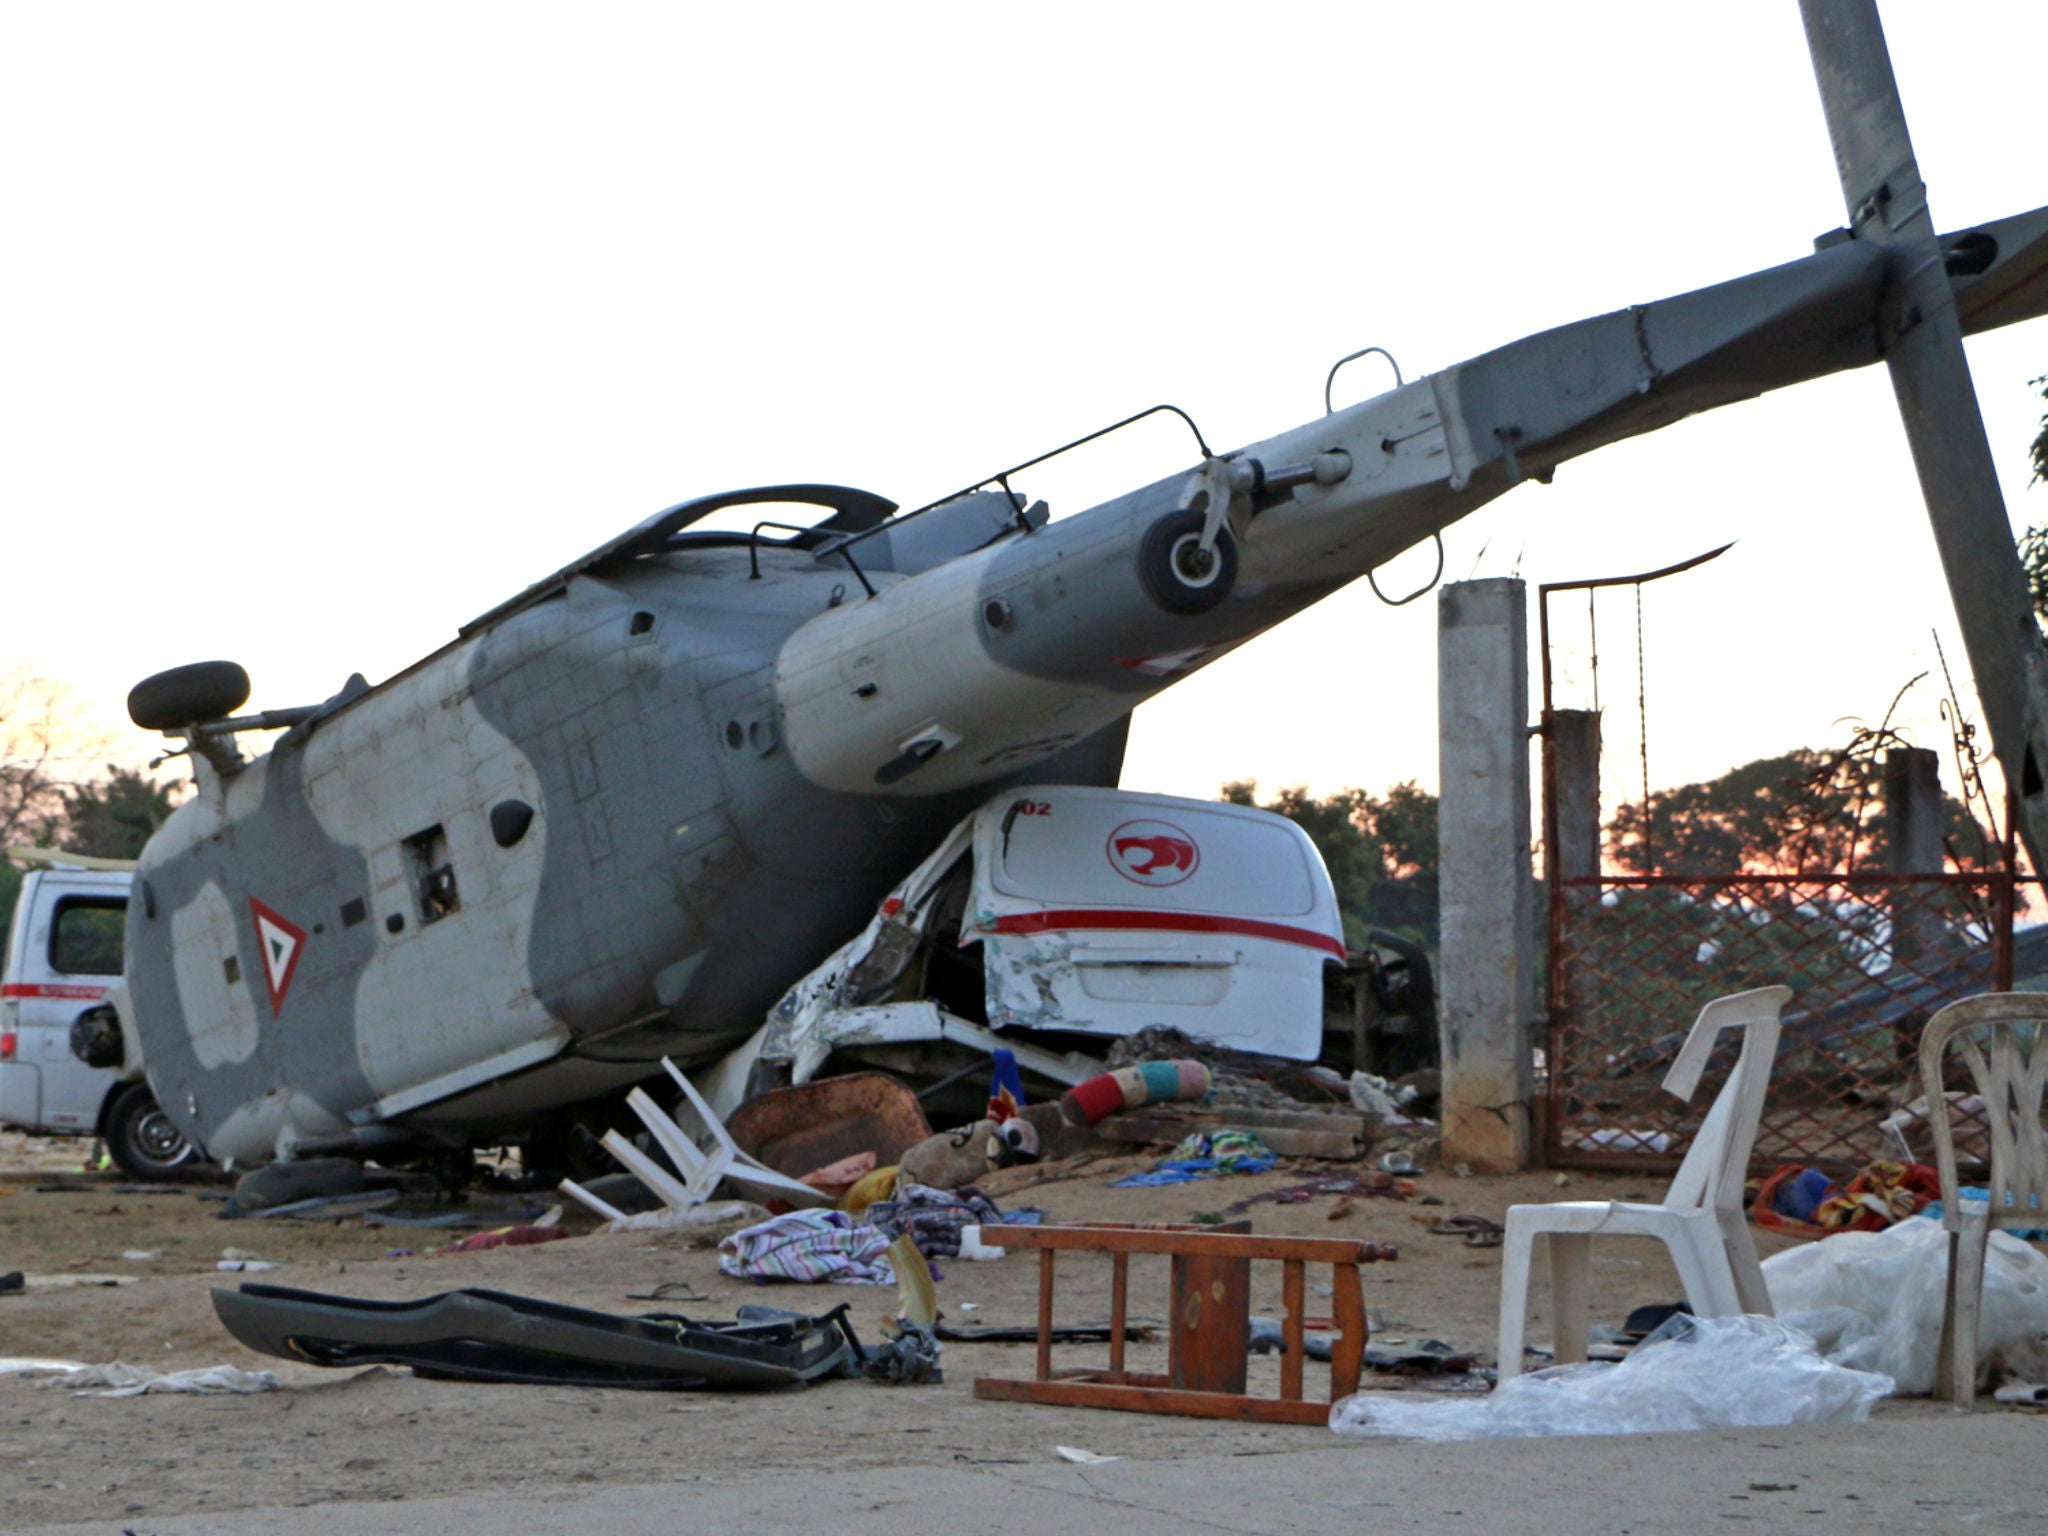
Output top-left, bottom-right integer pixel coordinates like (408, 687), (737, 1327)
(432, 1224), (571, 1255)
(1105, 1027), (1343, 1111)
(857, 1320), (942, 1385)
(898, 1119), (1037, 1191)
(718, 1210), (898, 1286)
(1221, 1171), (1414, 1219)
(1751, 1160), (1941, 1238)
(1333, 1316), (1890, 1441)
(1765, 1216), (2048, 1394)
(1110, 1131), (1278, 1187)
(1994, 1381), (2048, 1407)
(47, 1362), (279, 1397)
(1055, 1446), (1121, 1464)
(560, 1058), (833, 1227)
(867, 1184), (1024, 1260)
(1063, 1060), (1213, 1126)
(212, 1283), (856, 1388)
(244, 1189), (402, 1221)
(1097, 1102), (1370, 1161)
(726, 1072), (932, 1192)
(957, 1224), (1009, 1261)
(360, 1208), (494, 1230)
(1426, 1215), (1503, 1248)
(590, 1199), (768, 1237)
(1250, 1320), (1479, 1377)
(1347, 1072), (1421, 1127)
(625, 1281), (713, 1303)
(936, 1320), (1159, 1345)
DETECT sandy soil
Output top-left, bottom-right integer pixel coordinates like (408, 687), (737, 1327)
(0, 1131), (1912, 1530)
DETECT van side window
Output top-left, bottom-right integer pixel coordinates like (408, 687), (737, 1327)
(51, 897), (126, 976)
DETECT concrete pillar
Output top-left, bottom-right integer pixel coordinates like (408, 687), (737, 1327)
(1884, 746), (1942, 969)
(1549, 710), (1603, 882)
(1437, 578), (1535, 1172)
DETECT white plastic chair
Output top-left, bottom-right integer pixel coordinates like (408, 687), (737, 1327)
(1918, 992), (2048, 1405)
(559, 1056), (829, 1224)
(1496, 984), (1792, 1380)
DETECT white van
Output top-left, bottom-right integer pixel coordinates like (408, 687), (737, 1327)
(0, 857), (201, 1177)
(752, 785), (1349, 1089)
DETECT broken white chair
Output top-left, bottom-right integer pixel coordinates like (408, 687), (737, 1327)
(559, 1057), (829, 1223)
(1496, 984), (1792, 1380)
(1918, 993), (2048, 1406)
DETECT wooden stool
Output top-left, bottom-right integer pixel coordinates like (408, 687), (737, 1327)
(971, 1220), (1396, 1424)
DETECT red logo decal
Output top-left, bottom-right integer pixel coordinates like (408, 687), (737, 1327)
(248, 897), (307, 1015)
(1106, 820), (1201, 887)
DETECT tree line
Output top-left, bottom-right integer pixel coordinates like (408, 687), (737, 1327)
(0, 669), (182, 933)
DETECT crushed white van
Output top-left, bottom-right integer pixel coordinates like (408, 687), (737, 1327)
(749, 786), (1352, 1090)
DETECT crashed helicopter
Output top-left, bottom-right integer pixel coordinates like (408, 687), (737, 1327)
(99, 0), (2048, 1171)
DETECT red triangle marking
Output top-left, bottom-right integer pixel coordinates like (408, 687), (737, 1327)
(247, 896), (308, 1016)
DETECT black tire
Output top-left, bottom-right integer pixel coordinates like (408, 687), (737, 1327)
(105, 1084), (201, 1180)
(1137, 507), (1237, 615)
(128, 661), (251, 730)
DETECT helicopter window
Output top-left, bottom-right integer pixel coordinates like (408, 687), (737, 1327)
(628, 610), (656, 637)
(723, 721), (744, 750)
(401, 825), (461, 925)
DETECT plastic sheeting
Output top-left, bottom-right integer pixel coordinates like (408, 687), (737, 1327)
(1330, 1316), (1890, 1441)
(1763, 1214), (2048, 1395)
(46, 1363), (279, 1397)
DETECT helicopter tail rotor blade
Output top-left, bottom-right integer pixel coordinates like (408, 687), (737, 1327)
(1802, 0), (2048, 870)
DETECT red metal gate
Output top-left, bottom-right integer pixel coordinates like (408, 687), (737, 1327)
(1534, 553), (2030, 1171)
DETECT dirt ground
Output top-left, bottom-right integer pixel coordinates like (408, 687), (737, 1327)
(0, 1128), (1920, 1530)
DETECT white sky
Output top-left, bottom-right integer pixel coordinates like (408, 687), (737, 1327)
(4, 2), (2045, 818)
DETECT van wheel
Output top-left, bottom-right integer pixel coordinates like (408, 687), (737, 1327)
(105, 1085), (200, 1180)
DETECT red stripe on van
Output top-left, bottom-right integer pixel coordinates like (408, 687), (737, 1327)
(974, 909), (1346, 960)
(0, 982), (109, 1000)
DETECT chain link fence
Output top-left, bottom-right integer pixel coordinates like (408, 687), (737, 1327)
(1545, 871), (2028, 1171)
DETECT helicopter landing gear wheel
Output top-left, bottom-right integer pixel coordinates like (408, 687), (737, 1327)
(1137, 507), (1238, 615)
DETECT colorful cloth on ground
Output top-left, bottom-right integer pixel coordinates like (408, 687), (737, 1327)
(1751, 1160), (1941, 1239)
(1111, 1129), (1279, 1187)
(717, 1209), (895, 1285)
(865, 1183), (1004, 1260)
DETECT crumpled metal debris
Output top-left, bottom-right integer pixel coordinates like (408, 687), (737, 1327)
(860, 1320), (943, 1385)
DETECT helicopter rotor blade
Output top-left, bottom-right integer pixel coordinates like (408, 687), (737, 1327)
(1802, 0), (2048, 870)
